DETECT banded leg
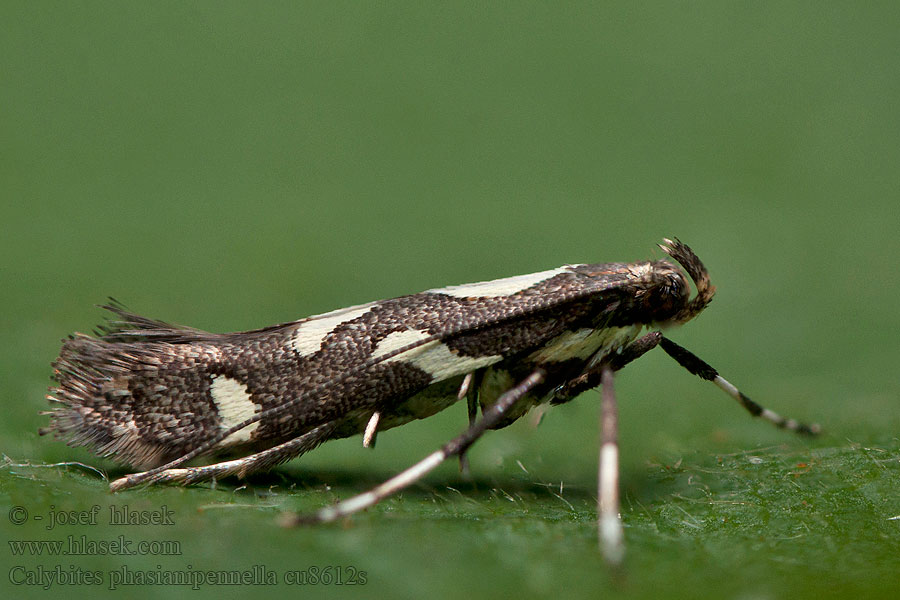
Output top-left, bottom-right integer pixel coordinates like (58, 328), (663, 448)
(110, 422), (336, 492)
(598, 365), (624, 565)
(657, 337), (821, 435)
(554, 332), (819, 436)
(553, 331), (818, 564)
(284, 369), (545, 526)
(553, 333), (661, 564)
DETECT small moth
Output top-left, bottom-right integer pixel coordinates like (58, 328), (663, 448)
(42, 239), (818, 564)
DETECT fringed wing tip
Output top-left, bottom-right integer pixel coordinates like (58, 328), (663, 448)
(91, 300), (210, 343)
(42, 304), (191, 469)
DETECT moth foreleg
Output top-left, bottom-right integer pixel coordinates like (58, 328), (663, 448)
(658, 337), (821, 435)
(284, 369), (545, 526)
(598, 365), (624, 566)
(552, 332), (663, 403)
(109, 422), (337, 492)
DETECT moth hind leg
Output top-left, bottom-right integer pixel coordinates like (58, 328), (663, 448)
(284, 369), (546, 526)
(108, 422), (337, 491)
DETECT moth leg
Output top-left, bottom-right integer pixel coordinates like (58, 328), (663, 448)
(109, 422), (336, 492)
(464, 373), (480, 428)
(552, 332), (663, 403)
(598, 365), (624, 565)
(284, 369), (545, 526)
(363, 411), (381, 448)
(555, 333), (820, 436)
(457, 370), (484, 475)
(658, 337), (821, 435)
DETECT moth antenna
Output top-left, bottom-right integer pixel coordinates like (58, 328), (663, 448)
(659, 237), (716, 323)
(108, 422), (337, 490)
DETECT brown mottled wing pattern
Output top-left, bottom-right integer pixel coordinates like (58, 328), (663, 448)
(43, 259), (689, 469)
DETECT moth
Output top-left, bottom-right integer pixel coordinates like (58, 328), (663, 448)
(43, 239), (818, 563)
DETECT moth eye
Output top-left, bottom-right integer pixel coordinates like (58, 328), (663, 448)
(644, 283), (685, 322)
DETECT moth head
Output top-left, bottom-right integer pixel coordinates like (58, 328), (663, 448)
(634, 260), (691, 324)
(657, 238), (716, 324)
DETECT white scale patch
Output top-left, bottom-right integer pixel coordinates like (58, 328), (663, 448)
(528, 325), (642, 365)
(426, 266), (577, 298)
(372, 329), (503, 381)
(290, 302), (375, 357)
(209, 376), (259, 446)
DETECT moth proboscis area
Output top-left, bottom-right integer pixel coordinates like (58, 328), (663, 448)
(42, 238), (820, 565)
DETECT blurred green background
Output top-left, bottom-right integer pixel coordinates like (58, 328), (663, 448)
(2, 2), (899, 599)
